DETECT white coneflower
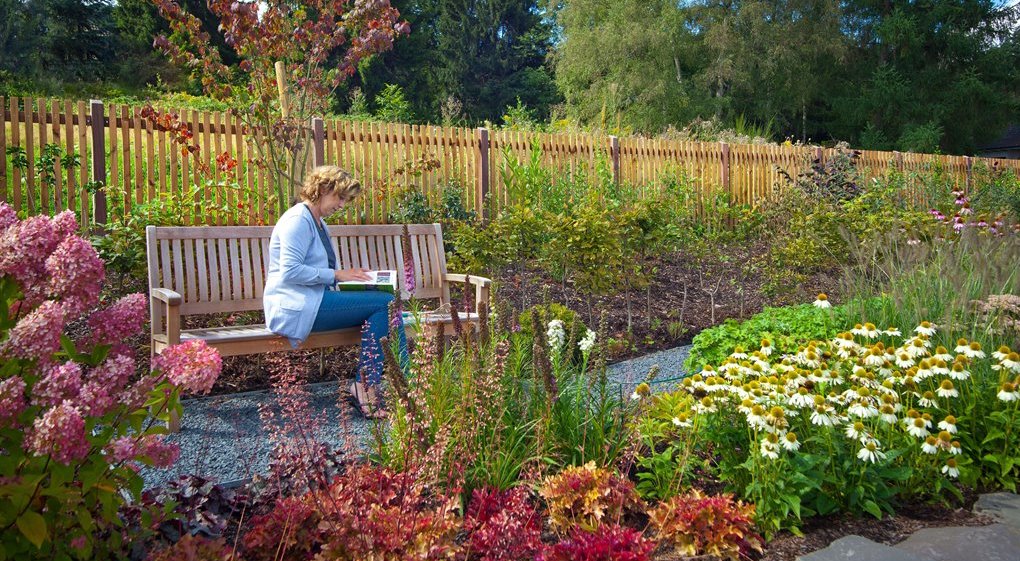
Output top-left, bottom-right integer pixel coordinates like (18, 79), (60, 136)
(997, 382), (1019, 402)
(921, 436), (939, 454)
(672, 413), (693, 428)
(809, 408), (834, 427)
(895, 353), (915, 369)
(964, 342), (986, 360)
(915, 360), (934, 380)
(953, 338), (971, 354)
(864, 348), (886, 367)
(992, 346), (1012, 361)
(782, 431), (801, 452)
(879, 404), (898, 425)
(918, 390), (938, 408)
(861, 323), (880, 339)
(578, 329), (597, 353)
(845, 421), (867, 441)
(937, 415), (958, 434)
(849, 401), (878, 418)
(760, 434), (780, 460)
(936, 379), (959, 399)
(942, 458), (959, 478)
(746, 405), (768, 430)
(730, 346), (749, 360)
(835, 333), (858, 349)
(932, 346), (953, 362)
(1001, 353), (1020, 374)
(884, 327), (902, 337)
(737, 398), (754, 415)
(857, 440), (886, 463)
(915, 321), (937, 337)
(813, 294), (831, 309)
(694, 396), (717, 414)
(760, 339), (773, 356)
(906, 338), (930, 359)
(906, 417), (930, 439)
(949, 441), (962, 455)
(788, 387), (815, 409)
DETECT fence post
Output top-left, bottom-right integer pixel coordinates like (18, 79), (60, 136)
(312, 117), (325, 167)
(476, 127), (490, 220)
(89, 99), (107, 226)
(720, 141), (730, 191)
(893, 150), (904, 172)
(964, 156), (972, 192)
(815, 146), (824, 166)
(609, 135), (620, 185)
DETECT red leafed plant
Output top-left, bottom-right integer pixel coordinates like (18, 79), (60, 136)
(538, 524), (657, 561)
(242, 463), (460, 561)
(151, 0), (409, 215)
(461, 486), (542, 561)
(539, 461), (642, 534)
(648, 489), (765, 561)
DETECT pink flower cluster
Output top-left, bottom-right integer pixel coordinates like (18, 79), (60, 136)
(31, 361), (83, 408)
(105, 435), (180, 468)
(80, 354), (137, 416)
(0, 301), (65, 360)
(0, 376), (27, 428)
(87, 293), (149, 347)
(46, 234), (105, 317)
(152, 340), (222, 394)
(26, 401), (90, 465)
(930, 188), (1015, 236)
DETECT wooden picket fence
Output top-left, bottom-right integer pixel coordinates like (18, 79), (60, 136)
(3, 96), (1019, 226)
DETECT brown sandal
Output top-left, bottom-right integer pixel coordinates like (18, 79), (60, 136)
(349, 382), (387, 419)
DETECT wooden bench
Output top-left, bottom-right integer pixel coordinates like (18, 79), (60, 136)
(146, 223), (491, 360)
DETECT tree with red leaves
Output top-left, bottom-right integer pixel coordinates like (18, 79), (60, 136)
(150, 0), (409, 215)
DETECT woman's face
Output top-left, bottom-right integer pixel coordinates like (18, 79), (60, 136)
(318, 189), (348, 217)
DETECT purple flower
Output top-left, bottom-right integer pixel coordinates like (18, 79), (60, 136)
(0, 202), (16, 231)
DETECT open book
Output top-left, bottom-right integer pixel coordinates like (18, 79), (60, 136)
(336, 269), (397, 295)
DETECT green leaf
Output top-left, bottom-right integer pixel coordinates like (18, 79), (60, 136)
(863, 500), (883, 519)
(16, 511), (48, 548)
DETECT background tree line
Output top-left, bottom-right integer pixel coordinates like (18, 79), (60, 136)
(1, 0), (1018, 154)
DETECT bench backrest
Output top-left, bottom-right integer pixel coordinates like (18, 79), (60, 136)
(146, 224), (450, 316)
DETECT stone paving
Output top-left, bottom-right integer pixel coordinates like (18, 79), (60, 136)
(799, 493), (1020, 561)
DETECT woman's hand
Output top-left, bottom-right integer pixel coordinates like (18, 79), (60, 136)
(335, 268), (372, 282)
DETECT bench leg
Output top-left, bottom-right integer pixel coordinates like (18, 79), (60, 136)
(167, 408), (182, 433)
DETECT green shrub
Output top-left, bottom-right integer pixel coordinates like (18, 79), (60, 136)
(685, 303), (851, 372)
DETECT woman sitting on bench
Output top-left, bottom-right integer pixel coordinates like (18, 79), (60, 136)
(263, 165), (408, 418)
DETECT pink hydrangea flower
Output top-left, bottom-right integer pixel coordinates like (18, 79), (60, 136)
(77, 381), (115, 417)
(0, 202), (16, 231)
(138, 435), (180, 468)
(89, 353), (136, 393)
(152, 340), (222, 395)
(45, 235), (105, 317)
(0, 376), (27, 428)
(32, 361), (83, 408)
(105, 436), (138, 463)
(87, 293), (148, 346)
(0, 301), (65, 360)
(26, 401), (90, 464)
(52, 210), (78, 239)
(0, 215), (60, 287)
(121, 374), (159, 411)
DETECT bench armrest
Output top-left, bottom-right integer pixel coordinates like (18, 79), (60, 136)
(151, 288), (183, 306)
(443, 273), (492, 312)
(150, 288), (183, 348)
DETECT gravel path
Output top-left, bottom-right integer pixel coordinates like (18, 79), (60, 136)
(140, 344), (693, 489)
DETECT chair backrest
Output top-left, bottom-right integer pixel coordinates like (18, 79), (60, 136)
(146, 223), (449, 316)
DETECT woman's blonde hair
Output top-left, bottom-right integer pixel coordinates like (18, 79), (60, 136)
(300, 166), (361, 204)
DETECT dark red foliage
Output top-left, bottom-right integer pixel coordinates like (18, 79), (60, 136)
(462, 486), (542, 561)
(538, 524), (657, 561)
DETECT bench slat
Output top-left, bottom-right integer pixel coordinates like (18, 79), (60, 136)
(216, 238), (231, 302)
(183, 238), (197, 303)
(251, 237), (265, 300)
(196, 238), (210, 302)
(228, 238), (242, 300)
(239, 237), (253, 300)
(171, 239), (185, 303)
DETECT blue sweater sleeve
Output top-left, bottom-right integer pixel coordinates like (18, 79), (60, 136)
(275, 214), (335, 286)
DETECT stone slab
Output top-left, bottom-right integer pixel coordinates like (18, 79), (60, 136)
(798, 535), (933, 561)
(975, 493), (1020, 529)
(895, 524), (1020, 561)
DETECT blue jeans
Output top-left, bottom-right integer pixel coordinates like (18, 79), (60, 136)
(310, 290), (409, 387)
